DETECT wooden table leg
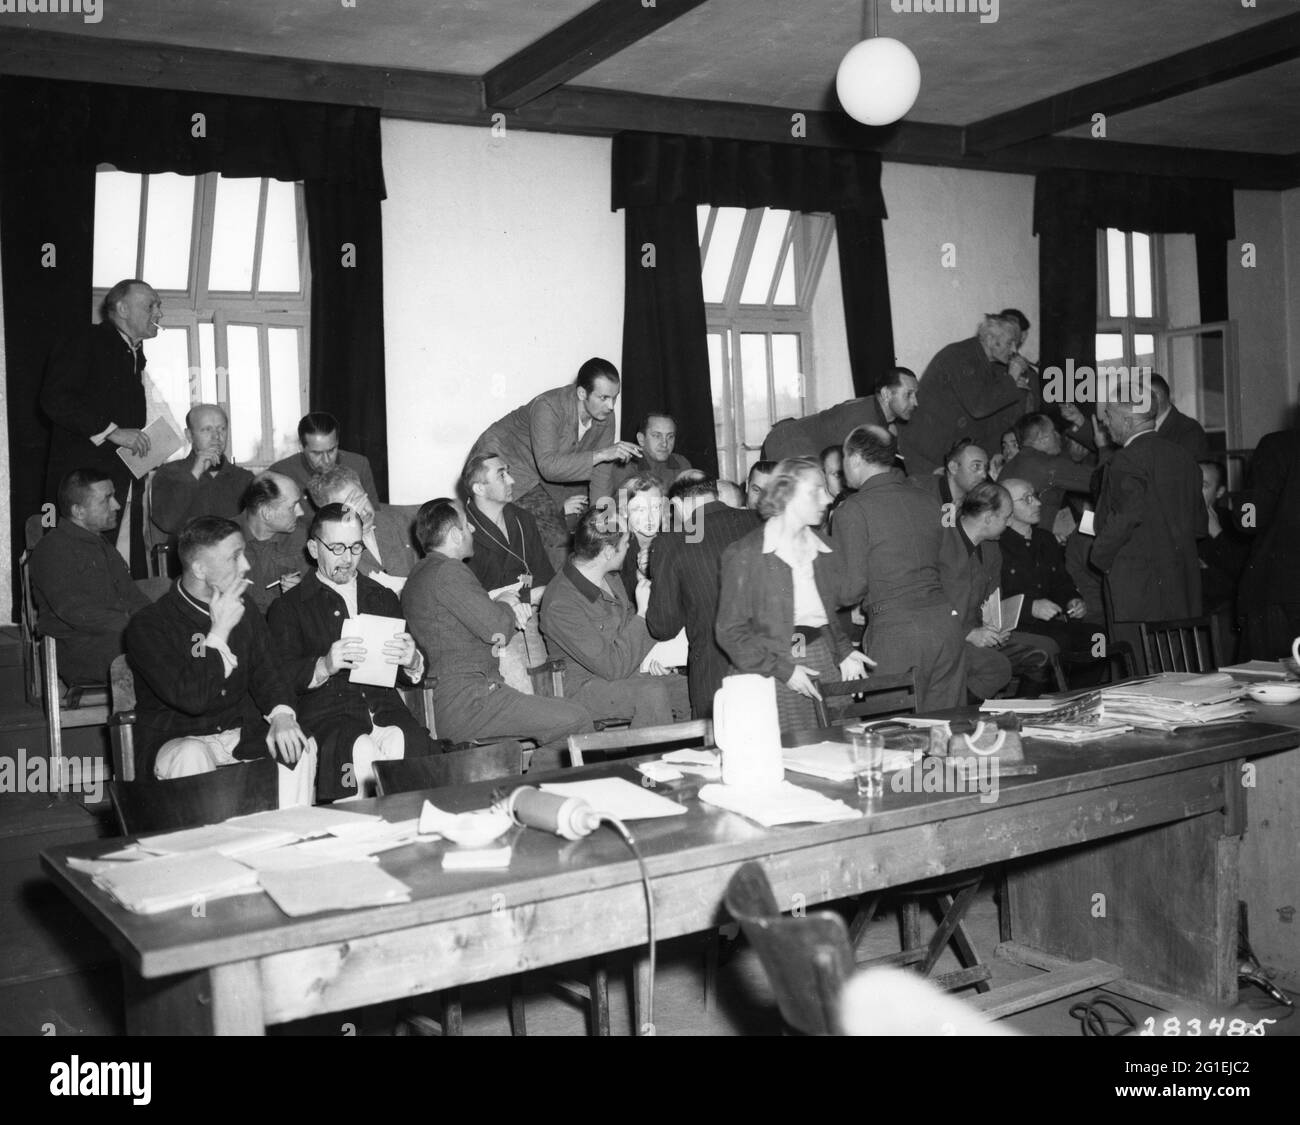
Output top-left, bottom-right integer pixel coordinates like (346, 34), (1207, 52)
(123, 960), (265, 1035)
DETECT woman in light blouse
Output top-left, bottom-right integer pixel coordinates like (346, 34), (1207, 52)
(716, 458), (875, 732)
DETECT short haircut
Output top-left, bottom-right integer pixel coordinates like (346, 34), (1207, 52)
(178, 516), (241, 568)
(57, 467), (111, 517)
(638, 411), (676, 434)
(944, 437), (981, 468)
(308, 464), (363, 508)
(241, 473), (283, 514)
(415, 498), (461, 553)
(819, 444), (842, 467)
(99, 278), (146, 322)
(876, 366), (917, 393)
(668, 474), (718, 504)
(620, 475), (663, 502)
(572, 507), (626, 561)
(960, 481), (1011, 520)
(459, 452), (500, 501)
(747, 460), (777, 486)
(999, 308), (1031, 334)
(575, 358), (619, 394)
(298, 412), (339, 442)
(977, 314), (1018, 343)
(1150, 373), (1170, 396)
(1199, 460), (1226, 491)
(185, 403), (227, 432)
(308, 502), (361, 543)
(757, 457), (822, 520)
(843, 424), (896, 468)
(1013, 413), (1054, 448)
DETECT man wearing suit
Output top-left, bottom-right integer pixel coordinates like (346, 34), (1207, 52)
(1151, 374), (1211, 459)
(41, 279), (163, 577)
(308, 464), (419, 588)
(269, 412), (380, 509)
(761, 368), (919, 462)
(646, 475), (760, 718)
(268, 505), (431, 802)
(900, 315), (1038, 477)
(1237, 429), (1300, 660)
(1092, 391), (1206, 673)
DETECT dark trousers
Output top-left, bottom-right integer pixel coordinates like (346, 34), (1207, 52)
(433, 674), (594, 748)
(864, 603), (967, 712)
(568, 672), (690, 728)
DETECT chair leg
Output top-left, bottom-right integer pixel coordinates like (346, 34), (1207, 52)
(588, 959), (611, 1036)
(508, 978), (528, 1036)
(996, 869), (1013, 944)
(440, 990), (464, 1036)
(702, 931), (719, 1014)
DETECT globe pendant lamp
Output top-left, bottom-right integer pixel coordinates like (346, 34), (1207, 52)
(836, 2), (921, 127)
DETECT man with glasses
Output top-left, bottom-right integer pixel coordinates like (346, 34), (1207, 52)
(268, 503), (432, 802)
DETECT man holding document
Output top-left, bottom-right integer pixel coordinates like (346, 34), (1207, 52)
(268, 504), (433, 802)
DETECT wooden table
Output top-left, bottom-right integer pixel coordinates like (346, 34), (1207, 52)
(42, 719), (1300, 1034)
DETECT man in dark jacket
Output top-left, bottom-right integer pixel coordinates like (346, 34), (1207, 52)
(1238, 429), (1300, 659)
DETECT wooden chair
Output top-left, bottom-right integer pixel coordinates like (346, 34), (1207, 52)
(567, 719), (712, 767)
(397, 684), (437, 738)
(1058, 640), (1136, 689)
(527, 657), (567, 698)
(724, 861), (853, 1035)
(1139, 617), (1218, 674)
(108, 757), (279, 835)
(812, 669), (918, 728)
(108, 654), (139, 782)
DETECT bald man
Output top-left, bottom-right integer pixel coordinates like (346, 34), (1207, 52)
(238, 472), (309, 614)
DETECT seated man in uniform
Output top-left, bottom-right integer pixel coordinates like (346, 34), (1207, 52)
(267, 504), (432, 801)
(238, 472), (308, 614)
(125, 516), (317, 805)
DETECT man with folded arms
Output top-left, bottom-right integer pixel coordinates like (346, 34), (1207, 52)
(308, 464), (419, 588)
(125, 516), (316, 805)
(268, 504), (431, 802)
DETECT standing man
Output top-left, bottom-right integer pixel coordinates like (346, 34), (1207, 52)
(647, 475), (759, 718)
(267, 505), (432, 802)
(999, 413), (1095, 534)
(470, 359), (641, 567)
(29, 469), (151, 685)
(835, 425), (967, 712)
(269, 412), (380, 509)
(1151, 374), (1211, 460)
(150, 404), (253, 566)
(41, 278), (163, 577)
(238, 472), (308, 613)
(900, 314), (1038, 477)
(1238, 429), (1300, 659)
(1091, 389), (1205, 672)
(308, 464), (419, 588)
(607, 412), (692, 495)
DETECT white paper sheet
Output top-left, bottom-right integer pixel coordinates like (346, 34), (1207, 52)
(258, 861), (411, 917)
(116, 417), (184, 478)
(640, 628), (688, 672)
(339, 613), (407, 688)
(697, 781), (862, 827)
(225, 806), (384, 839)
(133, 824), (300, 857)
(93, 851), (261, 914)
(539, 778), (687, 820)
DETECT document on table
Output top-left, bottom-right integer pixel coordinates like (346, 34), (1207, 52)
(539, 778), (687, 820)
(258, 861), (412, 917)
(640, 628), (688, 672)
(339, 613), (407, 688)
(225, 805), (385, 839)
(115, 417), (184, 478)
(133, 823), (300, 857)
(783, 740), (919, 782)
(92, 851), (261, 914)
(697, 781), (861, 827)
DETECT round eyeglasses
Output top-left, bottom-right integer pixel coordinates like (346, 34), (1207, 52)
(315, 538), (365, 556)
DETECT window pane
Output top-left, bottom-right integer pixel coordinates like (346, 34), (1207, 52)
(198, 322), (217, 404)
(740, 209), (790, 305)
(739, 333), (770, 446)
(774, 249), (796, 305)
(1131, 232), (1153, 319)
(93, 172), (142, 289)
(1106, 229), (1128, 317)
(226, 325), (263, 464)
(1134, 333), (1155, 371)
(141, 174), (195, 291)
(696, 205), (711, 245)
(706, 331), (726, 457)
(267, 328), (303, 461)
(143, 327), (192, 461)
(258, 180), (301, 293)
(771, 334), (802, 420)
(701, 207), (745, 303)
(209, 178), (261, 292)
(1096, 333), (1125, 362)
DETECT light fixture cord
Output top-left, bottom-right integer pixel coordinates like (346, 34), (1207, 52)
(863, 0), (878, 40)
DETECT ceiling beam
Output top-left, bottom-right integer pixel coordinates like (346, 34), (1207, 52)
(963, 11), (1300, 155)
(483, 0), (709, 110)
(1, 29), (1295, 190)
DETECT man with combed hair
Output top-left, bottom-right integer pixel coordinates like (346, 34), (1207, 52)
(238, 471), (308, 613)
(125, 516), (316, 805)
(647, 474), (759, 718)
(541, 508), (689, 727)
(308, 463), (419, 587)
(41, 278), (164, 577)
(29, 468), (151, 685)
(745, 460), (777, 511)
(835, 425), (967, 711)
(916, 437), (989, 509)
(999, 412), (1095, 534)
(268, 504), (432, 801)
(761, 368), (919, 462)
(607, 411), (692, 495)
(900, 314), (1038, 477)
(269, 411), (380, 509)
(469, 359), (642, 566)
(402, 499), (592, 754)
(1092, 384), (1205, 673)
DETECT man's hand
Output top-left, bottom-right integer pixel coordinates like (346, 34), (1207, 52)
(266, 713), (308, 765)
(563, 495), (590, 517)
(279, 571), (303, 593)
(190, 449), (221, 478)
(107, 427), (150, 457)
(383, 631), (419, 669)
(1031, 598), (1064, 621)
(1066, 598), (1087, 619)
(208, 579), (250, 641)
(838, 650), (878, 681)
(645, 659), (670, 676)
(988, 453), (1006, 480)
(1060, 402), (1086, 430)
(596, 440), (643, 465)
(1206, 504), (1223, 539)
(967, 626), (1008, 649)
(323, 636), (366, 676)
(787, 665), (822, 700)
(1008, 354), (1033, 389)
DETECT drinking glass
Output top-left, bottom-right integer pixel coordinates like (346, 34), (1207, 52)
(848, 730), (884, 799)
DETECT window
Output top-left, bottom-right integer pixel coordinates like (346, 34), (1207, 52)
(92, 170), (311, 469)
(700, 206), (834, 483)
(1096, 229), (1160, 373)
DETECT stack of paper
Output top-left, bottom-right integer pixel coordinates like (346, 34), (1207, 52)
(981, 691), (1101, 720)
(257, 861), (412, 917)
(539, 778), (687, 820)
(133, 824), (300, 857)
(91, 851), (261, 914)
(1220, 660), (1292, 681)
(697, 781), (862, 826)
(782, 741), (919, 783)
(1101, 673), (1250, 731)
(1020, 718), (1134, 743)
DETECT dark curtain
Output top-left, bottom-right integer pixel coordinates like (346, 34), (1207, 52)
(0, 77), (387, 612)
(612, 133), (893, 472)
(1034, 169), (1235, 403)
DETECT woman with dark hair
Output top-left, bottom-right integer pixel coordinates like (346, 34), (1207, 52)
(716, 458), (874, 732)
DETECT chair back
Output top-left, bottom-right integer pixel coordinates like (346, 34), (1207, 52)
(108, 655), (138, 782)
(813, 669), (918, 728)
(1139, 618), (1217, 674)
(109, 757), (280, 835)
(528, 657), (567, 699)
(373, 741), (526, 795)
(724, 861), (853, 1035)
(567, 719), (712, 767)
(18, 519), (45, 705)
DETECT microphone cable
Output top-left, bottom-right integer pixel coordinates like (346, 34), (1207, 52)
(598, 814), (657, 1035)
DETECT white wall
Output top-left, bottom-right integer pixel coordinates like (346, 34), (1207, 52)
(381, 121), (624, 503)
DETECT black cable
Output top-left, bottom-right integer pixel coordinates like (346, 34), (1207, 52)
(1069, 994), (1138, 1036)
(599, 814), (656, 1035)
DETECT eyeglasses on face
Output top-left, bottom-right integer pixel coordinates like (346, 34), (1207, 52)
(315, 538), (364, 556)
